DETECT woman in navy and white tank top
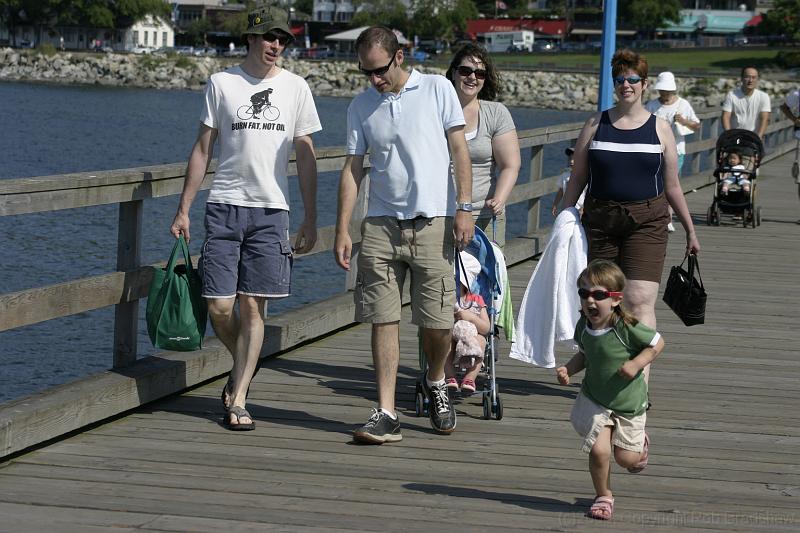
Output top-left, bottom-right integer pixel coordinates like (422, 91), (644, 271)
(558, 49), (700, 336)
(588, 112), (664, 202)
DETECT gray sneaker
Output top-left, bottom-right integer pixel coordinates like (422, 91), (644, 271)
(353, 408), (402, 444)
(422, 375), (457, 434)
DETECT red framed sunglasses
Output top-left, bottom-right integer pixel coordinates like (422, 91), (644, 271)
(578, 288), (623, 301)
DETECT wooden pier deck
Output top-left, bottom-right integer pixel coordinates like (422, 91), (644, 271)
(1, 156), (798, 532)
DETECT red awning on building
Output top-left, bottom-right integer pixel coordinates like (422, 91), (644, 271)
(290, 24), (305, 35)
(745, 14), (762, 27)
(466, 18), (569, 39)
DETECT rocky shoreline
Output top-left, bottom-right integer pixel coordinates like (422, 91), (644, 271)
(0, 47), (794, 111)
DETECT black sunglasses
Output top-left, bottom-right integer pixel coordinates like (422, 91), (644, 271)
(578, 288), (623, 301)
(359, 55), (395, 77)
(613, 76), (643, 86)
(455, 65), (487, 80)
(261, 31), (291, 46)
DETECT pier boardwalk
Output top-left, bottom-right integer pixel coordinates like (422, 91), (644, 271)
(0, 155), (798, 531)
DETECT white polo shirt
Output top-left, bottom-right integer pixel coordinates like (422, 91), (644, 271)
(346, 69), (466, 219)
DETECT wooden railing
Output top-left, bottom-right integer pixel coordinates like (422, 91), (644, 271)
(0, 110), (796, 458)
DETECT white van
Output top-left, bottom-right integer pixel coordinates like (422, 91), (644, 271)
(479, 31), (534, 53)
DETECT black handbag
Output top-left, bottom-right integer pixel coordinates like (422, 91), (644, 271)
(662, 254), (706, 326)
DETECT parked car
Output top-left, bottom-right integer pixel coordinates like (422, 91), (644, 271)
(533, 41), (556, 52)
(131, 46), (153, 54)
(174, 46), (195, 56)
(224, 46), (247, 57)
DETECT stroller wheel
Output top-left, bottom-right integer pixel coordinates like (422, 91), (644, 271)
(742, 209), (750, 228)
(482, 395), (491, 420)
(792, 161), (799, 181)
(414, 382), (426, 417)
(494, 394), (504, 421)
(756, 206), (762, 226)
(706, 206), (713, 226)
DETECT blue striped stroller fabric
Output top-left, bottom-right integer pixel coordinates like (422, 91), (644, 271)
(456, 227), (501, 315)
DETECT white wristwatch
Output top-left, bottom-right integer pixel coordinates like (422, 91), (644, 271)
(456, 202), (473, 212)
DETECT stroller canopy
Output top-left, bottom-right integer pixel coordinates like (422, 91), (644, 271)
(456, 227), (501, 313)
(716, 129), (764, 162)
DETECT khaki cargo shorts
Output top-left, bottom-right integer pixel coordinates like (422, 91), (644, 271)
(570, 390), (647, 454)
(355, 216), (455, 329)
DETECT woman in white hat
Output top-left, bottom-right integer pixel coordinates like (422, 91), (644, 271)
(645, 72), (701, 231)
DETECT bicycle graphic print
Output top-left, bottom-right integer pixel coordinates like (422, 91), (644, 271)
(237, 88), (281, 122)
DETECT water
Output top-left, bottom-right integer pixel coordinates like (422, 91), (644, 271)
(0, 80), (590, 402)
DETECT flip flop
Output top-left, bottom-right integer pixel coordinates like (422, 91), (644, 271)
(220, 377), (234, 410)
(587, 495), (614, 520)
(628, 432), (649, 473)
(220, 360), (263, 410)
(224, 406), (255, 431)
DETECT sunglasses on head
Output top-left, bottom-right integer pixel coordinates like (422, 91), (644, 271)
(578, 288), (623, 301)
(613, 76), (643, 86)
(359, 55), (396, 77)
(261, 31), (290, 46)
(456, 65), (487, 80)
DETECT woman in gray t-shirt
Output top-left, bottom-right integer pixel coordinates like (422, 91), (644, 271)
(447, 44), (521, 247)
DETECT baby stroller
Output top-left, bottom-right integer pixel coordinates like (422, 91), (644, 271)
(414, 227), (506, 420)
(706, 128), (764, 228)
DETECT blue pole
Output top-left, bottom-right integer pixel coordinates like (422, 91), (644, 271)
(598, 0), (617, 111)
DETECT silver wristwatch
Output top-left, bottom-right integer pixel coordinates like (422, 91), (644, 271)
(456, 202), (473, 212)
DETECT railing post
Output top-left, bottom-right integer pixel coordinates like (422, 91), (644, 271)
(113, 199), (143, 368)
(527, 144), (544, 234)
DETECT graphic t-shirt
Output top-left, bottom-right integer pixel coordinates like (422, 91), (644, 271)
(202, 66), (322, 209)
(573, 316), (660, 417)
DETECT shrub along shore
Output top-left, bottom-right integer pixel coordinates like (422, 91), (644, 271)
(0, 47), (795, 111)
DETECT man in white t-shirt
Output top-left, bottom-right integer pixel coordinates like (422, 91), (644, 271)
(334, 26), (473, 443)
(722, 66), (771, 139)
(170, 5), (321, 431)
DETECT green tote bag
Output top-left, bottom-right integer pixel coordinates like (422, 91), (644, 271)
(146, 236), (208, 351)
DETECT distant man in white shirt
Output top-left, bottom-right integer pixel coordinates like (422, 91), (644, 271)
(722, 66), (771, 139)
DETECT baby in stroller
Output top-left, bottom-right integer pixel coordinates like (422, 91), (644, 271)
(707, 128), (764, 228)
(445, 251), (490, 394)
(720, 150), (750, 196)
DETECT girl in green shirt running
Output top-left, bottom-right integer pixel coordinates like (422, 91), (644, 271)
(556, 259), (665, 521)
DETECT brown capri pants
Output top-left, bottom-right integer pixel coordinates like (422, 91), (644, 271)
(581, 194), (670, 283)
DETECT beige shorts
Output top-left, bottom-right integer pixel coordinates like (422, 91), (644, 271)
(355, 216), (455, 329)
(474, 210), (506, 249)
(570, 390), (647, 454)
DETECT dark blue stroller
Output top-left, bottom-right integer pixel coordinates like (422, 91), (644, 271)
(415, 227), (505, 420)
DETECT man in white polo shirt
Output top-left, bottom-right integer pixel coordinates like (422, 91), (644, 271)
(722, 65), (771, 139)
(334, 26), (474, 444)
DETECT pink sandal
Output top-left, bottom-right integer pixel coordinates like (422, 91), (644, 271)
(587, 495), (614, 520)
(445, 377), (459, 390)
(628, 433), (649, 473)
(460, 379), (476, 393)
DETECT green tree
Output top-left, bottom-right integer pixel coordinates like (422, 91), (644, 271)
(619, 0), (681, 39)
(409, 0), (478, 42)
(760, 0), (800, 40)
(221, 0), (257, 37)
(350, 0), (408, 30)
(293, 0), (314, 18)
(187, 18), (213, 46)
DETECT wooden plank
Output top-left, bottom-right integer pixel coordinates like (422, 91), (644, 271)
(1, 149), (799, 530)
